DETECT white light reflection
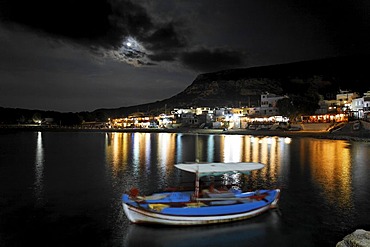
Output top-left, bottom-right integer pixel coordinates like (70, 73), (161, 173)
(207, 135), (214, 162)
(266, 137), (273, 145)
(157, 133), (176, 188)
(176, 134), (183, 163)
(158, 133), (169, 167)
(132, 133), (140, 175)
(157, 134), (176, 167)
(284, 137), (292, 144)
(144, 134), (151, 169)
(222, 135), (242, 162)
(34, 131), (44, 205)
(251, 137), (260, 162)
(250, 136), (255, 143)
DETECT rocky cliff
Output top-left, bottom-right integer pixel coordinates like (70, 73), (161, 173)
(337, 229), (370, 247)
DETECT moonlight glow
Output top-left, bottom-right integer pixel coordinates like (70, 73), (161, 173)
(109, 36), (150, 66)
(123, 37), (143, 51)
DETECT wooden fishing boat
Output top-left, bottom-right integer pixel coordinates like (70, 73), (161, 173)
(122, 162), (280, 226)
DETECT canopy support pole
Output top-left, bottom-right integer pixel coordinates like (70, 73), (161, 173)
(194, 168), (200, 199)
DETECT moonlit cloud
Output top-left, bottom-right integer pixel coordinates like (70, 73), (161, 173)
(100, 36), (153, 66)
(0, 0), (249, 71)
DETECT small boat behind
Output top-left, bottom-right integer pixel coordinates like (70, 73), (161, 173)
(122, 162), (281, 226)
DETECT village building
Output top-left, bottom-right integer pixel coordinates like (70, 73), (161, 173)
(108, 89), (370, 130)
(351, 91), (370, 120)
(336, 90), (360, 112)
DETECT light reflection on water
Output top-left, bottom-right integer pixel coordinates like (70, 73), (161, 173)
(307, 139), (353, 212)
(0, 131), (367, 246)
(104, 133), (355, 213)
(102, 133), (366, 246)
(34, 131), (44, 206)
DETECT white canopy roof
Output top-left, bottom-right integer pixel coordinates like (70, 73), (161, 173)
(174, 162), (265, 176)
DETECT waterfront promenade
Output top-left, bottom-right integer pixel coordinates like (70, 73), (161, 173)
(1, 121), (370, 142)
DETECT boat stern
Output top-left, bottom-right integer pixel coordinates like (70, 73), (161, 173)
(270, 189), (281, 209)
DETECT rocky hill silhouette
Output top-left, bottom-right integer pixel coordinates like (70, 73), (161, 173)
(93, 54), (369, 118)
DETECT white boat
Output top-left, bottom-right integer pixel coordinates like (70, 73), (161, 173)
(122, 162), (281, 226)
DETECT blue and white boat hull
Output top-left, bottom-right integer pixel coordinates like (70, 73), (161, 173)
(122, 189), (280, 226)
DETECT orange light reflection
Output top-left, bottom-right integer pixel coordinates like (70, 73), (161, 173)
(307, 140), (353, 211)
(105, 133), (129, 175)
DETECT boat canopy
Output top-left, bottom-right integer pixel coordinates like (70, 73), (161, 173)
(174, 162), (265, 176)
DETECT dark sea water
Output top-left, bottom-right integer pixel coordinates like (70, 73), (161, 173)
(0, 131), (370, 247)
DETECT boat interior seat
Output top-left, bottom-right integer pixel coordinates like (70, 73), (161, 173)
(202, 190), (235, 198)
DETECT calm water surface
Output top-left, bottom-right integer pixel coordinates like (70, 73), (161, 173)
(0, 131), (370, 247)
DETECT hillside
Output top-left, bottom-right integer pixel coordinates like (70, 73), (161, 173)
(94, 54), (370, 118)
(1, 54), (369, 124)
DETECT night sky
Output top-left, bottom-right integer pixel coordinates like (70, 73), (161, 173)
(1, 0), (369, 112)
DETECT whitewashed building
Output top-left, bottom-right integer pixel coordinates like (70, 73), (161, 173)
(351, 91), (370, 120)
(258, 92), (286, 116)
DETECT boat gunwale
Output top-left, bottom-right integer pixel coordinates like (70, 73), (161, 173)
(124, 201), (271, 218)
(123, 189), (280, 218)
(122, 201), (274, 225)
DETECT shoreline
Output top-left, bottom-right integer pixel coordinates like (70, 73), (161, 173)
(1, 125), (370, 142)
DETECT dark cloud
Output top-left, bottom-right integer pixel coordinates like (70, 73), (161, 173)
(107, 0), (154, 47)
(181, 48), (247, 73)
(143, 23), (187, 56)
(0, 0), (112, 42)
(0, 0), (189, 66)
(107, 1), (189, 64)
(2, 0), (370, 70)
(0, 0), (252, 72)
(281, 0), (370, 53)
